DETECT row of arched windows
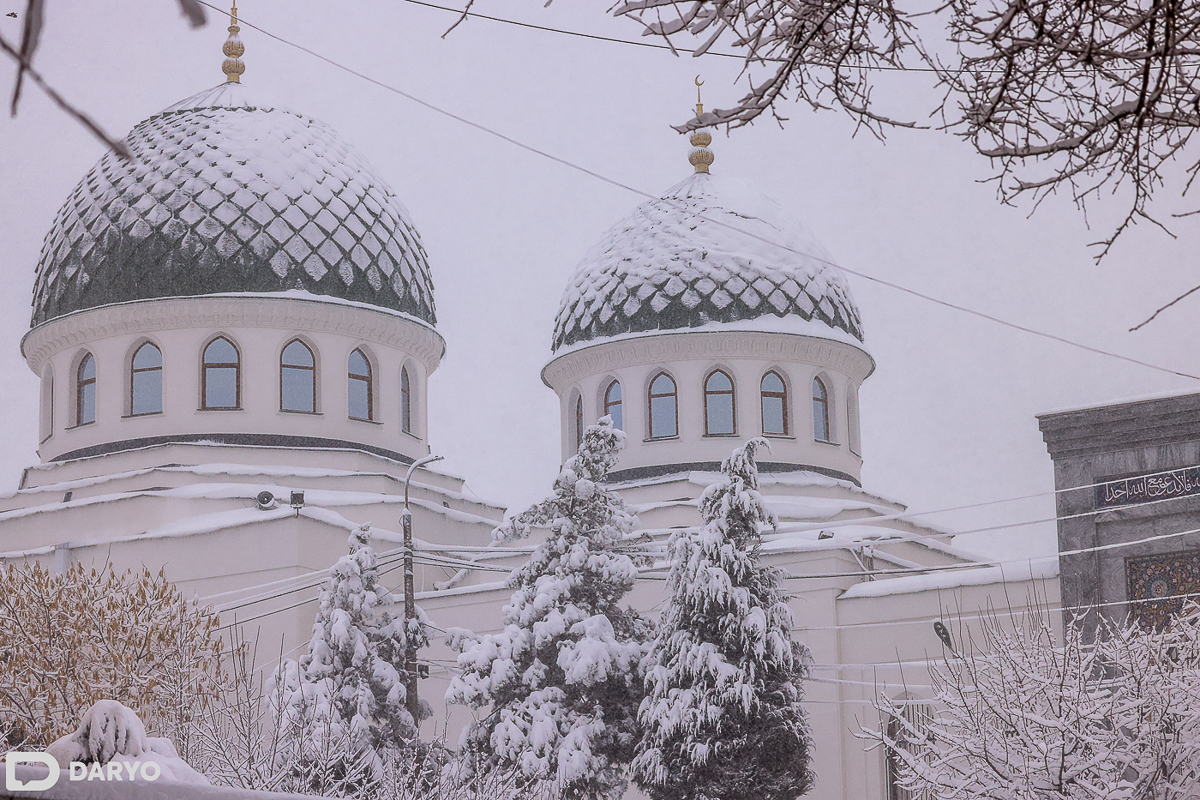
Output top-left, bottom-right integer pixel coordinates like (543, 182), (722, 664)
(573, 369), (861, 451)
(52, 337), (416, 434)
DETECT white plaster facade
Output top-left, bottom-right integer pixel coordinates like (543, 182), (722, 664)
(24, 294), (441, 463)
(543, 328), (872, 482)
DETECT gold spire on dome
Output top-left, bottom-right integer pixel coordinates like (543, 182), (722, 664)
(688, 75), (714, 174)
(222, 3), (246, 83)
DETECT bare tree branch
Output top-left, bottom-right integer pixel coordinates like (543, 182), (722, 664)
(0, 30), (130, 159)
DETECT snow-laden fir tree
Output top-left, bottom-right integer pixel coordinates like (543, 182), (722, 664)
(633, 439), (814, 800)
(447, 417), (650, 800)
(274, 522), (428, 790)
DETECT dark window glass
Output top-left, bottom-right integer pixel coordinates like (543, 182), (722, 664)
(281, 340), (316, 413)
(203, 337), (240, 409)
(401, 367), (412, 433)
(77, 353), (96, 425)
(813, 377), (830, 442)
(574, 393), (584, 452)
(649, 373), (677, 438)
(704, 370), (735, 435)
(761, 371), (788, 436)
(604, 381), (623, 430)
(131, 343), (163, 416)
(348, 349), (372, 420)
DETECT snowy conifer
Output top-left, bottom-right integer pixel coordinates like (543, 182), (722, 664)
(447, 417), (650, 800)
(275, 522), (426, 787)
(633, 439), (814, 800)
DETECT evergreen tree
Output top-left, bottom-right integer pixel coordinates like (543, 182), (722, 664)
(633, 439), (814, 800)
(275, 522), (427, 788)
(447, 417), (650, 800)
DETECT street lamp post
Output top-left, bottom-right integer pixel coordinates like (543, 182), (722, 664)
(401, 453), (442, 728)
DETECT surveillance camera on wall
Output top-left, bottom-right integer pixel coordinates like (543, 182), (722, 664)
(255, 490), (276, 510)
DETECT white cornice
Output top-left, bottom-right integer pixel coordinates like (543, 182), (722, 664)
(21, 295), (446, 374)
(541, 330), (875, 391)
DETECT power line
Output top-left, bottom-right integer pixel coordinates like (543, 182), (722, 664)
(190, 0), (1200, 382)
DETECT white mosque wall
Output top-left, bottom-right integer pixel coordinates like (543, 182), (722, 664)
(21, 295), (443, 465)
(543, 330), (873, 482)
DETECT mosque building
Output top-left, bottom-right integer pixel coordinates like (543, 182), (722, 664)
(0, 13), (1059, 800)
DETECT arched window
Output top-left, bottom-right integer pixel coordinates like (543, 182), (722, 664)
(812, 376), (830, 442)
(648, 372), (678, 439)
(848, 384), (861, 454)
(76, 353), (96, 426)
(604, 380), (623, 430)
(761, 371), (788, 436)
(40, 367), (53, 442)
(885, 702), (934, 800)
(130, 342), (163, 416)
(401, 366), (413, 433)
(202, 337), (240, 409)
(574, 392), (584, 452)
(281, 339), (316, 413)
(348, 349), (373, 420)
(704, 369), (735, 435)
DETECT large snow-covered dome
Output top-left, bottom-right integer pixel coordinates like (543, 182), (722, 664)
(551, 172), (863, 352)
(31, 82), (435, 327)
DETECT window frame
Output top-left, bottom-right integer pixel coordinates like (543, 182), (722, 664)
(400, 365), (413, 433)
(129, 341), (164, 417)
(201, 336), (242, 411)
(603, 379), (623, 431)
(647, 371), (679, 440)
(75, 352), (96, 427)
(885, 701), (934, 800)
(761, 370), (790, 436)
(347, 348), (374, 421)
(703, 368), (737, 436)
(280, 338), (317, 414)
(573, 391), (584, 453)
(812, 376), (831, 443)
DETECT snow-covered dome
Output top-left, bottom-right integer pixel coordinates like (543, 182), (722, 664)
(551, 172), (863, 352)
(31, 82), (435, 327)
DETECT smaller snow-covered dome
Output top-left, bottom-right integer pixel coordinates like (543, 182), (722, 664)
(552, 173), (864, 352)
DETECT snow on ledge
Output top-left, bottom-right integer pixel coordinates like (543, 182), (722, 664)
(839, 558), (1059, 599)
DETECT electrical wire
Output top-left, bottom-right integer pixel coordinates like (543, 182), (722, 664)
(191, 0), (1200, 382)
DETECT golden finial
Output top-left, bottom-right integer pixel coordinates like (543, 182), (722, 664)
(688, 75), (714, 174)
(222, 3), (245, 83)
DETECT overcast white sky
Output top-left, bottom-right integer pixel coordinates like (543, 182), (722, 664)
(1, 0), (1198, 559)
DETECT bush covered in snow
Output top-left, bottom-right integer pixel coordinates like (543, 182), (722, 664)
(869, 603), (1200, 800)
(0, 561), (222, 749)
(447, 417), (650, 800)
(633, 439), (814, 800)
(46, 699), (210, 784)
(272, 523), (428, 794)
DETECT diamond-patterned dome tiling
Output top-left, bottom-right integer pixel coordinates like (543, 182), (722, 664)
(32, 83), (435, 327)
(551, 173), (863, 352)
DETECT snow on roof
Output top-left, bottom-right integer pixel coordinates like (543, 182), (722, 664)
(551, 172), (864, 352)
(839, 558), (1059, 599)
(32, 81), (435, 326)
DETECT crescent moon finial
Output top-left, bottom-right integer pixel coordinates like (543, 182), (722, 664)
(688, 76), (714, 174)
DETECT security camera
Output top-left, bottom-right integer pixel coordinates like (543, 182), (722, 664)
(255, 490), (276, 510)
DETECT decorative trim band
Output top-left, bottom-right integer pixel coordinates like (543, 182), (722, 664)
(607, 460), (861, 487)
(52, 433), (416, 465)
(22, 295), (446, 375)
(542, 330), (874, 391)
